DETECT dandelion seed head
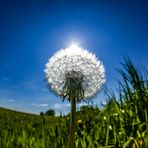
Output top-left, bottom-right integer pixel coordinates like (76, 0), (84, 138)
(45, 44), (105, 100)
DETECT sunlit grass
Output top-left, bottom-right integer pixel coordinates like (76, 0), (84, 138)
(0, 57), (147, 148)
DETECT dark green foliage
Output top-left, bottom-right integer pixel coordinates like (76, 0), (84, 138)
(45, 109), (55, 116)
(0, 58), (147, 147)
(40, 112), (44, 116)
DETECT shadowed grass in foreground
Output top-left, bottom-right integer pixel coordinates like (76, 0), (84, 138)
(0, 58), (147, 148)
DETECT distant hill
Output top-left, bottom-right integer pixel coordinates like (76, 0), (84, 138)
(0, 107), (38, 116)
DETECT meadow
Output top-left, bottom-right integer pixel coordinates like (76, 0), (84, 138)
(0, 58), (147, 148)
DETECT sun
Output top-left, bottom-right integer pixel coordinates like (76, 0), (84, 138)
(68, 43), (79, 50)
(66, 43), (80, 54)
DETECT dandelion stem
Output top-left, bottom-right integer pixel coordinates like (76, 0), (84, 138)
(68, 96), (76, 148)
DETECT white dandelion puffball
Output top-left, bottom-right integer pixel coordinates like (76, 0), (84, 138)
(45, 43), (105, 100)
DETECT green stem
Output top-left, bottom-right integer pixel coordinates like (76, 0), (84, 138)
(68, 96), (76, 148)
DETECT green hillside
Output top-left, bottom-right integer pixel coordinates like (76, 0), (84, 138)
(0, 107), (38, 116)
(0, 106), (68, 148)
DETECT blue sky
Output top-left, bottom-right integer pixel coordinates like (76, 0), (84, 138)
(0, 0), (148, 115)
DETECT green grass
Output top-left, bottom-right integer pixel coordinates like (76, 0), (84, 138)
(0, 107), (69, 148)
(0, 58), (148, 148)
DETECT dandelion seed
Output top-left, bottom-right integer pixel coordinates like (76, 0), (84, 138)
(77, 119), (82, 124)
(103, 116), (107, 120)
(45, 44), (105, 101)
(121, 109), (125, 113)
(109, 125), (112, 130)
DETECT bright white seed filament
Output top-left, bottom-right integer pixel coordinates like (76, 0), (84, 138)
(45, 44), (105, 101)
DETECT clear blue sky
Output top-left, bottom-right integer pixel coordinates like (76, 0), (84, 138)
(0, 0), (148, 115)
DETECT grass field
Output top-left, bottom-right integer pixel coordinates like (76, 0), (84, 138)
(0, 58), (148, 148)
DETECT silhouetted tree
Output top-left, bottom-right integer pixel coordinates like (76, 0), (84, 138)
(45, 109), (55, 116)
(40, 112), (44, 116)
